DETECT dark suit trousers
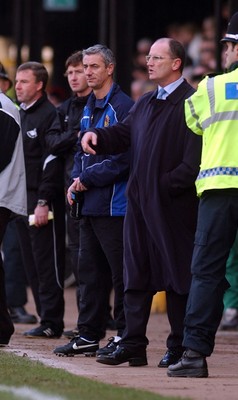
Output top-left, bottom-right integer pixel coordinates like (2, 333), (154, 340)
(121, 289), (188, 352)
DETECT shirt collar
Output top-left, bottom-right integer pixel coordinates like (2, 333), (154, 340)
(20, 99), (38, 110)
(158, 76), (184, 97)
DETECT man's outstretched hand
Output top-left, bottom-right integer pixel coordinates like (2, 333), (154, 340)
(81, 132), (98, 155)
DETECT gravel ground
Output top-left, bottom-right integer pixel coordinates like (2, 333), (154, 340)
(5, 286), (238, 400)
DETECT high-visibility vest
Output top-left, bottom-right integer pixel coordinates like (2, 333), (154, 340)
(185, 69), (238, 196)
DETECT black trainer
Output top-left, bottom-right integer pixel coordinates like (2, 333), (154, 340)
(96, 336), (121, 356)
(167, 349), (208, 378)
(53, 336), (99, 357)
(23, 325), (62, 338)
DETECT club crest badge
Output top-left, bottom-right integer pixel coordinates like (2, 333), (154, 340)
(104, 115), (110, 127)
(26, 128), (38, 138)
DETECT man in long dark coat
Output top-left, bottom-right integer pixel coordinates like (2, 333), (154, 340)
(79, 38), (202, 367)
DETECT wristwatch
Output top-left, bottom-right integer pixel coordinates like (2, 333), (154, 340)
(37, 199), (48, 207)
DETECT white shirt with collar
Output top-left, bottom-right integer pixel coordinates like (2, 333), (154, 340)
(157, 76), (184, 99)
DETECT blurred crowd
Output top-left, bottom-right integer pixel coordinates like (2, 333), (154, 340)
(130, 4), (230, 100)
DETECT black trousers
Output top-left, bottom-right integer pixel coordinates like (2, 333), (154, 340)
(183, 190), (238, 356)
(15, 214), (65, 332)
(77, 216), (125, 341)
(2, 218), (28, 307)
(120, 289), (187, 352)
(65, 202), (80, 310)
(0, 207), (14, 340)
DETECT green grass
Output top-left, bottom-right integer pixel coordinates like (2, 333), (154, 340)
(0, 351), (188, 400)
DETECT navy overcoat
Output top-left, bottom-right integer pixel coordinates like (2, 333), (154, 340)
(90, 80), (202, 294)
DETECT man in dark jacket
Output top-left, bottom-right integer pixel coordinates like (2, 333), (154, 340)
(81, 38), (202, 367)
(46, 51), (91, 337)
(53, 44), (134, 357)
(15, 62), (65, 338)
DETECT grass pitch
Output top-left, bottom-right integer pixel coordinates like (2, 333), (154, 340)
(0, 351), (188, 400)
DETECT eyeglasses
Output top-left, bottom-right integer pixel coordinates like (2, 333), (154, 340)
(145, 55), (175, 63)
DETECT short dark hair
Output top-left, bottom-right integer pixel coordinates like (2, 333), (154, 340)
(17, 62), (48, 90)
(65, 50), (83, 71)
(82, 44), (116, 67)
(168, 38), (186, 72)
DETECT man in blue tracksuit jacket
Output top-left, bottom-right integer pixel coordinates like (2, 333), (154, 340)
(54, 44), (134, 357)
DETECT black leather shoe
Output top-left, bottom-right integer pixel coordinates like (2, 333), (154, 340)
(167, 349), (208, 378)
(96, 345), (147, 366)
(158, 349), (183, 368)
(9, 307), (37, 324)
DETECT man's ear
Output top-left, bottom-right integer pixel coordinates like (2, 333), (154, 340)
(172, 58), (182, 71)
(36, 80), (43, 92)
(107, 63), (114, 76)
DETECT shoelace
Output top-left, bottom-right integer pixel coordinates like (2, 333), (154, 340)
(106, 336), (121, 348)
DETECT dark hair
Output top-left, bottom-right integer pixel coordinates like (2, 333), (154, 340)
(168, 38), (186, 72)
(65, 50), (83, 71)
(82, 44), (116, 67)
(17, 62), (48, 90)
(0, 62), (12, 88)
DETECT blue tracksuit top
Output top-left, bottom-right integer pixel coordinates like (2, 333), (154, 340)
(72, 82), (134, 216)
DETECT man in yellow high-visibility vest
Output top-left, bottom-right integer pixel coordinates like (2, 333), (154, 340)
(168, 11), (238, 378)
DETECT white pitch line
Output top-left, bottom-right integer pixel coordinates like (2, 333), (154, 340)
(0, 385), (66, 400)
